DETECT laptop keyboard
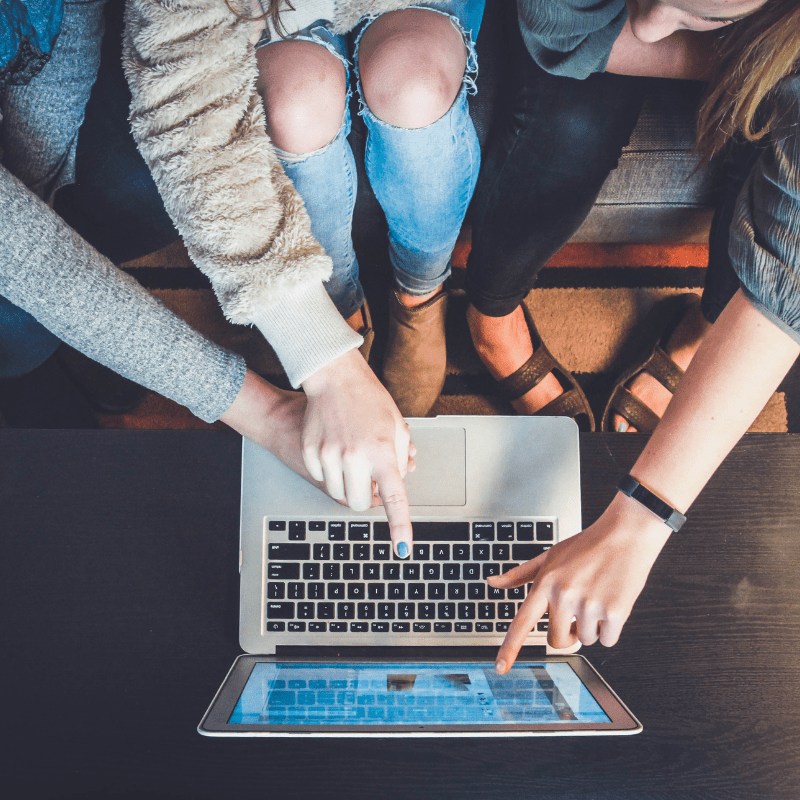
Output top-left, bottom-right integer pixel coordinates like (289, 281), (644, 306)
(264, 519), (553, 636)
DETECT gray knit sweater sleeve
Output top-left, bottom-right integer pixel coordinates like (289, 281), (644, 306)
(0, 165), (246, 423)
(516, 0), (627, 79)
(730, 74), (800, 345)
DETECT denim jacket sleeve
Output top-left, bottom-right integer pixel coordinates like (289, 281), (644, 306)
(516, 0), (627, 79)
(730, 73), (800, 345)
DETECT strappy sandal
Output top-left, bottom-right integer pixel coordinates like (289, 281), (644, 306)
(601, 293), (701, 433)
(495, 304), (596, 432)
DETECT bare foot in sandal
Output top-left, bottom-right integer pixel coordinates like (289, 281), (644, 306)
(612, 297), (711, 432)
(467, 304), (563, 413)
(468, 303), (595, 430)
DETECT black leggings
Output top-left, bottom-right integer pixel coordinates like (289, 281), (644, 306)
(466, 5), (750, 321)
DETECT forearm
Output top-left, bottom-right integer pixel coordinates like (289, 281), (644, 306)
(0, 166), (245, 423)
(629, 290), (800, 516)
(606, 21), (716, 79)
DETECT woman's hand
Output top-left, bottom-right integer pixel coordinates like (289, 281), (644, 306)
(301, 349), (414, 557)
(490, 493), (672, 673)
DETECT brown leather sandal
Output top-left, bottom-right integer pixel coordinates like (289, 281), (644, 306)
(601, 293), (701, 433)
(495, 304), (595, 432)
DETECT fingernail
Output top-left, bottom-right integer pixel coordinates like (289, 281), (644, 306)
(495, 659), (507, 674)
(397, 541), (409, 559)
(616, 420), (628, 433)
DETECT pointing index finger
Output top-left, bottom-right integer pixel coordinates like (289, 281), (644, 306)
(373, 462), (413, 558)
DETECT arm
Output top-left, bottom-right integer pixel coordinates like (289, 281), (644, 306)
(123, 0), (413, 549)
(605, 20), (716, 80)
(492, 289), (800, 671)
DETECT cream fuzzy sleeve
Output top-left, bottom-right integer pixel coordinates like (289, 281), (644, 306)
(123, 0), (361, 386)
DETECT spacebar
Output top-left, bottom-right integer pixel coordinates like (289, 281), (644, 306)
(374, 522), (470, 541)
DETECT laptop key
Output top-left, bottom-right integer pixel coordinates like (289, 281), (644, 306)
(455, 622), (473, 632)
(423, 564), (441, 581)
(313, 543), (330, 560)
(309, 520), (326, 532)
(447, 584), (465, 600)
(268, 520), (286, 531)
(438, 603), (455, 620)
(330, 622), (347, 632)
(457, 603), (476, 620)
(373, 544), (391, 561)
(398, 603), (415, 619)
(267, 603), (295, 618)
(387, 583), (405, 600)
(288, 622), (306, 632)
(467, 582), (485, 599)
(327, 583), (345, 599)
(323, 563), (340, 581)
(434, 622), (452, 632)
(408, 583), (425, 600)
(508, 586), (525, 599)
(353, 543), (371, 560)
(289, 521), (306, 540)
(537, 621), (549, 631)
(267, 582), (285, 599)
(402, 563), (420, 580)
(371, 622), (389, 632)
(333, 544), (350, 561)
(452, 544), (470, 560)
(427, 583), (445, 600)
(378, 603), (395, 620)
(351, 622), (368, 632)
(537, 522), (554, 541)
(497, 522), (514, 540)
(517, 521), (534, 540)
(502, 562), (520, 574)
(512, 544), (548, 561)
(268, 543), (309, 560)
(413, 622), (431, 632)
(476, 622), (493, 632)
(492, 544), (510, 561)
(348, 522), (370, 540)
(498, 603), (515, 619)
(367, 583), (385, 600)
(328, 521), (345, 540)
(478, 603), (495, 619)
(488, 586), (505, 600)
(433, 544), (450, 561)
(443, 563), (460, 580)
(307, 582), (324, 599)
(463, 563), (480, 581)
(377, 521), (468, 541)
(342, 563), (360, 580)
(317, 603), (335, 619)
(472, 544), (491, 561)
(357, 603), (375, 620)
(363, 564), (380, 580)
(268, 563), (300, 580)
(288, 582), (304, 599)
(495, 622), (510, 632)
(337, 603), (355, 619)
(309, 622), (326, 632)
(383, 564), (400, 580)
(298, 603), (314, 619)
(267, 621), (286, 631)
(413, 544), (430, 561)
(392, 622), (410, 633)
(482, 563), (500, 579)
(347, 583), (365, 600)
(473, 522), (494, 541)
(419, 603), (435, 619)
(302, 563), (320, 580)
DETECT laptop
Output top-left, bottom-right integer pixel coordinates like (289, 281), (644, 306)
(199, 415), (642, 736)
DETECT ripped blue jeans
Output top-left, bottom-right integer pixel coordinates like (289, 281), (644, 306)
(257, 1), (485, 318)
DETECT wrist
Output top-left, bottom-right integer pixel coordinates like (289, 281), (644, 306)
(301, 349), (367, 397)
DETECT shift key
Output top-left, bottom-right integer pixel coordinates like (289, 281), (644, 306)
(268, 543), (310, 560)
(512, 544), (550, 561)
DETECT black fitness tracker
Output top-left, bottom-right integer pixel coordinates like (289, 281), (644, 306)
(617, 475), (687, 533)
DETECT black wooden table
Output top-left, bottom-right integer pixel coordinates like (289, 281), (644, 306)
(2, 430), (799, 800)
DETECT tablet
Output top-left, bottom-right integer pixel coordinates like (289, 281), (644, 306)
(199, 654), (642, 736)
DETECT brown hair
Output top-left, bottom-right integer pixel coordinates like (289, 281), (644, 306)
(697, 0), (800, 159)
(225, 0), (294, 38)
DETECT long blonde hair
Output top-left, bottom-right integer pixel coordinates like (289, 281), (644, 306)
(697, 0), (800, 159)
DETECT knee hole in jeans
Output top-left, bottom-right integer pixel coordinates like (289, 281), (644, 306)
(358, 9), (466, 129)
(256, 39), (347, 154)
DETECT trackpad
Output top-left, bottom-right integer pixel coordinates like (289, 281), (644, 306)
(404, 427), (466, 506)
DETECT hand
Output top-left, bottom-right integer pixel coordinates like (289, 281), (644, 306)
(490, 493), (672, 673)
(301, 349), (414, 556)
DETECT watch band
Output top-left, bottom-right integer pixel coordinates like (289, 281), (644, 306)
(617, 475), (687, 532)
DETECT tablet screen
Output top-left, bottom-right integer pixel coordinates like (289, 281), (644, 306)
(228, 661), (610, 726)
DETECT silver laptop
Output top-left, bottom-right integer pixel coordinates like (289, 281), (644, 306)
(200, 415), (642, 736)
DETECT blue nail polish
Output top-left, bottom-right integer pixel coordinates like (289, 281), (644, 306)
(616, 420), (628, 433)
(397, 542), (409, 559)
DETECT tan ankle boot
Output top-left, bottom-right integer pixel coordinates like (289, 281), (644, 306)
(382, 289), (448, 417)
